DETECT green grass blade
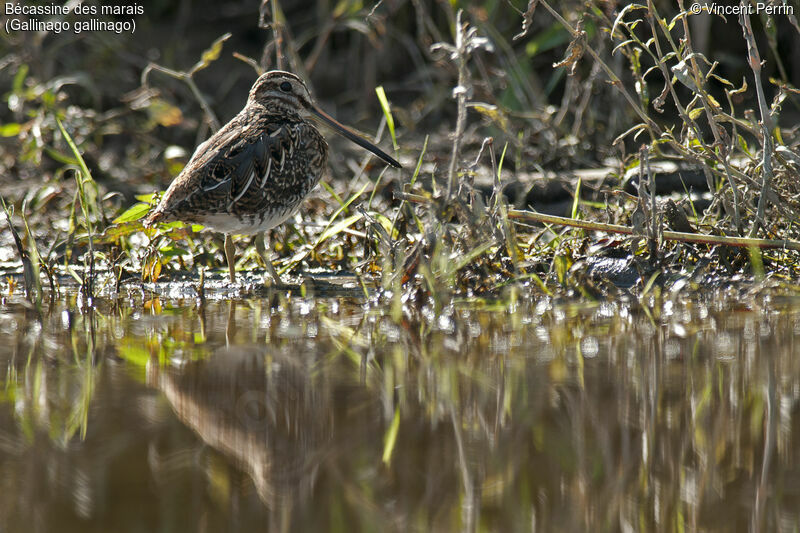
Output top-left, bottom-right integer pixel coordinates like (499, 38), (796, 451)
(410, 135), (428, 187)
(382, 407), (401, 465)
(375, 86), (398, 150)
(56, 117), (97, 295)
(571, 177), (582, 219)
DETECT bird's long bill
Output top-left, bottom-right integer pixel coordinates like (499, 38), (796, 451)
(310, 106), (402, 168)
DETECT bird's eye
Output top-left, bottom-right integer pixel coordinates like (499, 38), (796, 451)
(279, 81), (292, 93)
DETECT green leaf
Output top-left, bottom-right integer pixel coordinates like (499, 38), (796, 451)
(158, 244), (190, 257)
(148, 98), (183, 127)
(469, 103), (510, 132)
(12, 64), (28, 93)
(113, 202), (151, 224)
(44, 147), (78, 165)
(190, 33), (232, 74)
(94, 221), (144, 244)
(610, 3), (647, 40)
(372, 212), (399, 240)
(668, 11), (687, 31)
(136, 193), (158, 203)
(0, 123), (21, 137)
(612, 123), (648, 145)
(642, 66), (660, 80)
(728, 78), (748, 95)
(688, 107), (703, 120)
(737, 134), (752, 157)
(709, 73), (733, 87)
(612, 39), (636, 56)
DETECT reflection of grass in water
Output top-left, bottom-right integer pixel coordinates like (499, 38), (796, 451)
(66, 325), (95, 442)
(0, 308), (99, 445)
(0, 290), (798, 529)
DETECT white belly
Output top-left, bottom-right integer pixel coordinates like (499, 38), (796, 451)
(199, 207), (297, 235)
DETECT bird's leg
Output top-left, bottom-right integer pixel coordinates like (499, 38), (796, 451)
(224, 233), (236, 283)
(256, 231), (281, 284)
(225, 300), (236, 346)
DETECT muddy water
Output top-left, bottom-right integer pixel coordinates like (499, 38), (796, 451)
(1, 286), (799, 532)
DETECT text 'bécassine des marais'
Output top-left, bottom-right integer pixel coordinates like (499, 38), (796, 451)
(5, 3), (143, 15)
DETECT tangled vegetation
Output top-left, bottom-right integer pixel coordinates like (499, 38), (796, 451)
(2, 0), (800, 309)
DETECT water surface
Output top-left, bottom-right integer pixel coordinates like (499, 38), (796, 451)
(1, 286), (799, 532)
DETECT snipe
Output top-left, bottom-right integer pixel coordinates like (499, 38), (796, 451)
(144, 70), (401, 283)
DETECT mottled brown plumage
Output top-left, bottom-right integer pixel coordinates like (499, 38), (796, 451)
(143, 70), (401, 283)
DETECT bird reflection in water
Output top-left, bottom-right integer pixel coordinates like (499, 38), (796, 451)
(149, 329), (332, 506)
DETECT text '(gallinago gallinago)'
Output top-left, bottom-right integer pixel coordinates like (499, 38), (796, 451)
(143, 70), (401, 283)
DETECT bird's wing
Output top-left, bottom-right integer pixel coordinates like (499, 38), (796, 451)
(151, 112), (316, 225)
(179, 119), (289, 216)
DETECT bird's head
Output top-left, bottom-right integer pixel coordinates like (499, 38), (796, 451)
(248, 70), (402, 169)
(248, 70), (314, 114)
